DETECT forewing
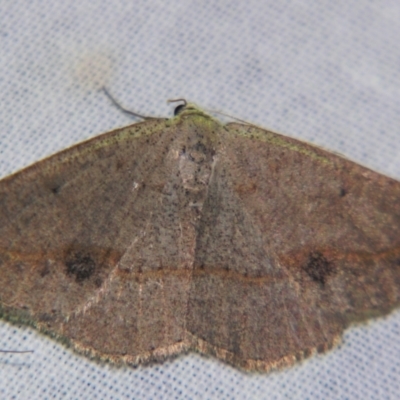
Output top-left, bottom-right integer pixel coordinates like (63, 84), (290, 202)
(0, 120), (190, 363)
(187, 123), (400, 371)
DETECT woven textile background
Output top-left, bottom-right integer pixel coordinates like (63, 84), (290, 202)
(1, 1), (400, 399)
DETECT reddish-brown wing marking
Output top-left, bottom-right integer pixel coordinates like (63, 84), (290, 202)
(0, 105), (400, 371)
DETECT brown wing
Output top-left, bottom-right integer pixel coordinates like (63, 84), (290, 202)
(2, 111), (400, 372)
(187, 123), (400, 371)
(0, 119), (194, 365)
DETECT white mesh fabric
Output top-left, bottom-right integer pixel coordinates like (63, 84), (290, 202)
(1, 1), (400, 398)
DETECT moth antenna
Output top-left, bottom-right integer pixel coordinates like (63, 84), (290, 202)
(167, 98), (188, 107)
(0, 349), (33, 354)
(102, 87), (159, 120)
(204, 108), (251, 125)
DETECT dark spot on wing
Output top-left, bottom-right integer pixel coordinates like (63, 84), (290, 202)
(339, 188), (347, 197)
(193, 141), (207, 153)
(65, 252), (96, 283)
(303, 252), (335, 285)
(45, 177), (65, 195)
(51, 185), (61, 194)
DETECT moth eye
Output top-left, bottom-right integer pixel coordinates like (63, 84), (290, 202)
(174, 104), (186, 115)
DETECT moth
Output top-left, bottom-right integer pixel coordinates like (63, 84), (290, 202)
(0, 93), (399, 371)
